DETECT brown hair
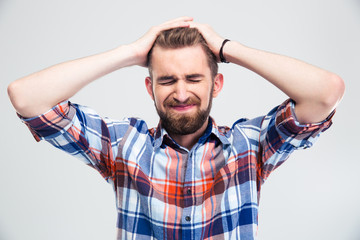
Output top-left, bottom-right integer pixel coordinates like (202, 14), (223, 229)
(147, 27), (218, 78)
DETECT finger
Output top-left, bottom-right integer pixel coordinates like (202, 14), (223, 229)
(156, 20), (192, 33)
(159, 17), (193, 28)
(188, 22), (200, 29)
(166, 20), (192, 28)
(188, 22), (209, 34)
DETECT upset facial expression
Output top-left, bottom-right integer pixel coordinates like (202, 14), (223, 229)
(145, 45), (223, 136)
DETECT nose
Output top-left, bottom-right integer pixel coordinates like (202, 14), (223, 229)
(173, 80), (189, 103)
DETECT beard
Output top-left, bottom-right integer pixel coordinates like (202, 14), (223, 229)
(155, 96), (212, 136)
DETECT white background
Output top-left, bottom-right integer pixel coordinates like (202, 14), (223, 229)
(1, 0), (359, 239)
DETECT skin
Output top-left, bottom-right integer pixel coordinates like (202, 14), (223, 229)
(7, 17), (195, 118)
(145, 45), (223, 149)
(190, 22), (345, 124)
(7, 16), (345, 149)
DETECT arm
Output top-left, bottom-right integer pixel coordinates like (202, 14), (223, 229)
(192, 23), (345, 124)
(8, 17), (193, 118)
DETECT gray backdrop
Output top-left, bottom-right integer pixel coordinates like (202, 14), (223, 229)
(1, 0), (359, 239)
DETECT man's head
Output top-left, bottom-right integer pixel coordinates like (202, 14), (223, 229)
(145, 27), (223, 137)
(147, 27), (218, 79)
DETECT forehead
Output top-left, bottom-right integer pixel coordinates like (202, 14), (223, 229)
(150, 45), (211, 77)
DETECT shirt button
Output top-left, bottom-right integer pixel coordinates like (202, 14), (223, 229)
(187, 188), (192, 195)
(185, 216), (191, 222)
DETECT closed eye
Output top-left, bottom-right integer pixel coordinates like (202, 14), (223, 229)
(186, 74), (204, 83)
(157, 76), (177, 85)
(158, 80), (176, 85)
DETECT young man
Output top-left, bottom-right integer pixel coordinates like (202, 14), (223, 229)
(8, 17), (344, 239)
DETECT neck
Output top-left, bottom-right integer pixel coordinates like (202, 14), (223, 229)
(168, 119), (209, 150)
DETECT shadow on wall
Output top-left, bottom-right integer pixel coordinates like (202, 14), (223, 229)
(356, 0), (360, 8)
(0, 227), (10, 240)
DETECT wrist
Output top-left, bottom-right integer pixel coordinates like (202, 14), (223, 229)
(113, 44), (144, 68)
(219, 39), (230, 63)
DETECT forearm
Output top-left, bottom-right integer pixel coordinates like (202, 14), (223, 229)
(8, 17), (194, 118)
(8, 45), (138, 118)
(222, 41), (345, 123)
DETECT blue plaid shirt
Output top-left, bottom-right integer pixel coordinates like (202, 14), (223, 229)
(20, 99), (333, 239)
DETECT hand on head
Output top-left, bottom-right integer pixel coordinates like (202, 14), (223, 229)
(188, 22), (225, 62)
(130, 17), (226, 67)
(130, 16), (194, 67)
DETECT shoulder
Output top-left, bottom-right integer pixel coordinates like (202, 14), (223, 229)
(121, 117), (152, 134)
(230, 116), (265, 137)
(69, 103), (154, 142)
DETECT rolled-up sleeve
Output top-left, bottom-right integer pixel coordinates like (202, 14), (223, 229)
(275, 99), (334, 149)
(259, 99), (335, 182)
(19, 101), (76, 142)
(18, 101), (117, 180)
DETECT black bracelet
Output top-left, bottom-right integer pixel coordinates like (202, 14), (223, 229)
(219, 39), (230, 63)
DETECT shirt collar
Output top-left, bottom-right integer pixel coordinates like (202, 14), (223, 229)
(153, 117), (231, 150)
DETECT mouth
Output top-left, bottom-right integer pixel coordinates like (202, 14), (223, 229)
(169, 104), (197, 112)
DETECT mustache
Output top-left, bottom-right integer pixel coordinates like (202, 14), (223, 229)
(164, 97), (201, 107)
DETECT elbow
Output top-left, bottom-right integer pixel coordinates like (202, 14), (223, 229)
(7, 80), (29, 115)
(8, 81), (21, 109)
(321, 73), (345, 110)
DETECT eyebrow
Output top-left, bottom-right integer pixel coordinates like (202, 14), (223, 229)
(156, 74), (205, 82)
(185, 74), (205, 79)
(157, 75), (176, 81)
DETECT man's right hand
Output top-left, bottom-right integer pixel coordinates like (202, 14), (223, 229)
(129, 16), (193, 67)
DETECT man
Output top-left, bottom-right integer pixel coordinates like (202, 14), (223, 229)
(8, 17), (344, 239)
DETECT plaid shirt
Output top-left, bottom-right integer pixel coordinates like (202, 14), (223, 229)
(20, 99), (333, 239)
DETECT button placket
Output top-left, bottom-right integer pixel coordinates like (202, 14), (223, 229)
(182, 149), (195, 227)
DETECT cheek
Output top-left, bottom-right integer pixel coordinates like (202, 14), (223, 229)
(200, 86), (213, 102)
(153, 89), (168, 107)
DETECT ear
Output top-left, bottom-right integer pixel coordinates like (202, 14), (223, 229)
(145, 77), (154, 100)
(212, 73), (224, 98)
